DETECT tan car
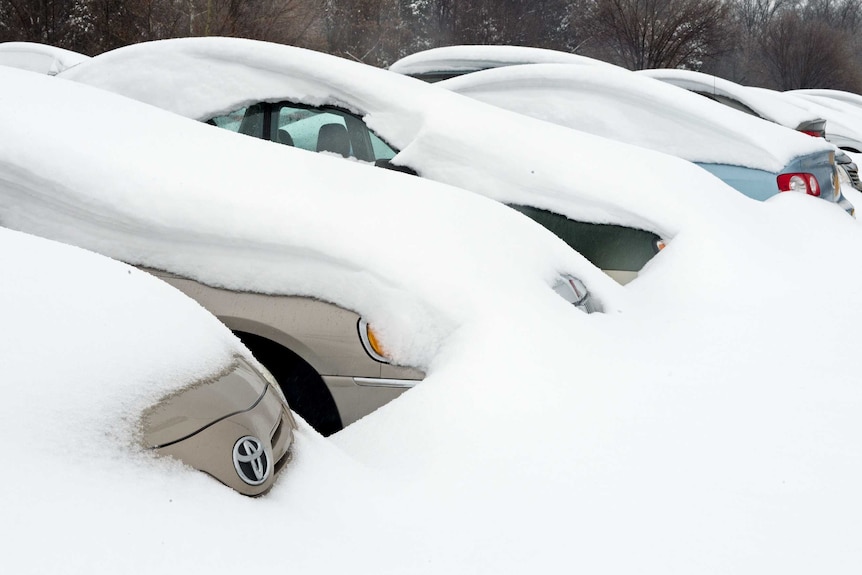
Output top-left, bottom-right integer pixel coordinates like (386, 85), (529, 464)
(146, 269), (426, 437)
(145, 269), (595, 437)
(142, 356), (297, 496)
(5, 224), (297, 497)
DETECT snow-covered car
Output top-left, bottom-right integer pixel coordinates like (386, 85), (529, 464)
(56, 37), (747, 285)
(789, 88), (862, 114)
(7, 51), (862, 575)
(438, 63), (851, 212)
(638, 69), (827, 134)
(640, 68), (862, 201)
(752, 88), (862, 197)
(388, 44), (619, 82)
(0, 65), (609, 437)
(2, 226), (296, 496)
(781, 89), (862, 153)
(0, 41), (88, 74)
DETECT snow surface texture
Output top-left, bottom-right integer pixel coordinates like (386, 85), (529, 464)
(387, 43), (624, 75)
(0, 66), (619, 369)
(0, 40), (89, 74)
(3, 60), (862, 573)
(771, 89), (862, 151)
(439, 63), (832, 171)
(791, 88), (862, 112)
(60, 36), (756, 239)
(0, 226), (259, 568)
(638, 68), (818, 129)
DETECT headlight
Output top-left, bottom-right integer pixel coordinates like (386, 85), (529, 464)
(358, 318), (391, 363)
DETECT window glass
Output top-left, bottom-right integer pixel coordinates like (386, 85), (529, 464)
(209, 102), (400, 164)
(208, 105), (265, 138)
(695, 92), (760, 118)
(509, 205), (661, 272)
(272, 104), (347, 152)
(370, 131), (397, 161)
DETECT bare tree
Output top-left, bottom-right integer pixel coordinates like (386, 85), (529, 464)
(324, 0), (394, 63)
(400, 0), (578, 50)
(760, 9), (860, 89)
(585, 0), (733, 69)
(0, 0), (94, 50)
(701, 0), (798, 83)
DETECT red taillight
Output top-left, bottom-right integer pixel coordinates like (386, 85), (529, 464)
(800, 130), (823, 138)
(777, 173), (821, 197)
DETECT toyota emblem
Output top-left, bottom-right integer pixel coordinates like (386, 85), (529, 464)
(232, 436), (271, 486)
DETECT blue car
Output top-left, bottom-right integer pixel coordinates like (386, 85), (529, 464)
(437, 63), (853, 214)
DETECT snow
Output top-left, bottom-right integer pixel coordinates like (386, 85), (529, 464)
(790, 88), (862, 111)
(792, 92), (862, 122)
(774, 89), (862, 151)
(0, 65), (619, 368)
(0, 225), (259, 565)
(638, 68), (818, 129)
(387, 44), (622, 75)
(59, 37), (754, 239)
(3, 49), (862, 574)
(0, 41), (89, 74)
(438, 63), (832, 172)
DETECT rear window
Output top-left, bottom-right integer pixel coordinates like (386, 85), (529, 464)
(510, 205), (662, 272)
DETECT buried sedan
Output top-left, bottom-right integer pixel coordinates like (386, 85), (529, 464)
(0, 65), (610, 438)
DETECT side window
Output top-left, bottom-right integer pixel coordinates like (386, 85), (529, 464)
(272, 104), (349, 154)
(369, 131), (397, 161)
(508, 204), (662, 273)
(208, 102), (401, 165)
(209, 105), (265, 138)
(694, 91), (760, 118)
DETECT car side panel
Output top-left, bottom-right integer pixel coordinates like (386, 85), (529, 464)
(789, 152), (841, 204)
(151, 271), (379, 376)
(695, 163), (778, 201)
(145, 269), (425, 427)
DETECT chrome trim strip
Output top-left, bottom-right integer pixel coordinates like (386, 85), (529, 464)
(354, 377), (419, 389)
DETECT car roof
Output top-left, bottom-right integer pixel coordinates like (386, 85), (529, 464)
(388, 44), (621, 77)
(0, 41), (89, 75)
(772, 89), (862, 152)
(638, 68), (820, 130)
(789, 88), (862, 110)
